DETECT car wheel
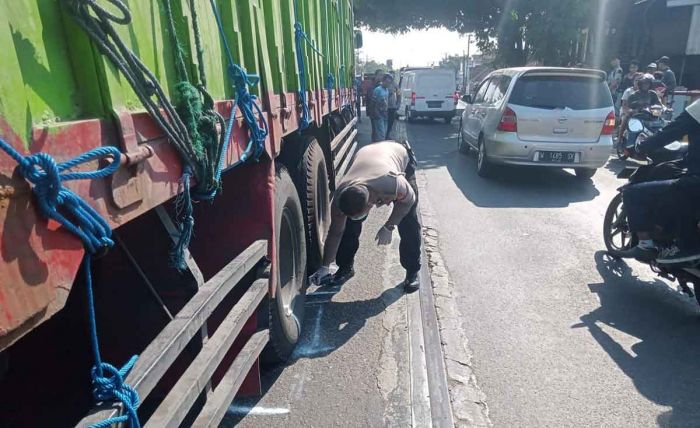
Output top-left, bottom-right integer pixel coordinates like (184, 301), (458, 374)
(574, 168), (597, 179)
(476, 136), (494, 178)
(457, 119), (470, 155)
(406, 107), (416, 123)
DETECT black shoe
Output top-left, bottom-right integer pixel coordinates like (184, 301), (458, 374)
(331, 267), (355, 286)
(657, 246), (700, 264)
(403, 271), (420, 293)
(618, 245), (658, 262)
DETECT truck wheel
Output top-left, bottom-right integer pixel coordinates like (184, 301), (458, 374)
(301, 139), (331, 271)
(264, 166), (307, 364)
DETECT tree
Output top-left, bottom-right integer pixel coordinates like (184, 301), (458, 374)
(439, 54), (463, 72)
(356, 57), (390, 75)
(354, 0), (590, 67)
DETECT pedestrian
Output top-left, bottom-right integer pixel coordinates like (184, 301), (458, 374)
(646, 62), (657, 74)
(354, 75), (362, 122)
(308, 140), (422, 292)
(369, 73), (392, 142)
(657, 56), (677, 94)
(386, 72), (400, 139)
(608, 57), (623, 115)
(366, 69), (384, 140)
(620, 60), (639, 93)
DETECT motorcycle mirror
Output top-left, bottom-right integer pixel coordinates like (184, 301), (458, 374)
(628, 118), (644, 133)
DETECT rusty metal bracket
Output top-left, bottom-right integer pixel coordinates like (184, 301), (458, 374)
(110, 111), (154, 209)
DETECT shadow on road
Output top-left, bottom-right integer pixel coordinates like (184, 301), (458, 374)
(408, 125), (600, 208)
(574, 251), (700, 427)
(293, 282), (405, 360)
(221, 283), (405, 426)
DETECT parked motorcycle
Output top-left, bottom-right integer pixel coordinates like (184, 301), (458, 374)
(616, 105), (670, 160)
(603, 142), (700, 303)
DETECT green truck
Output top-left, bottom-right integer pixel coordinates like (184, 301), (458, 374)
(0, 0), (358, 426)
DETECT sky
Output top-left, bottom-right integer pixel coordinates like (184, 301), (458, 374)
(357, 28), (479, 68)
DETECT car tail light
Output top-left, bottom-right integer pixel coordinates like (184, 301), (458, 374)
(453, 91), (459, 105)
(497, 106), (518, 132)
(411, 92), (416, 106)
(601, 111), (616, 135)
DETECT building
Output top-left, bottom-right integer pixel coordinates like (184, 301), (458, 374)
(578, 0), (700, 89)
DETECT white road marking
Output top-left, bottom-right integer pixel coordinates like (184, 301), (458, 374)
(292, 305), (334, 358)
(227, 405), (290, 416)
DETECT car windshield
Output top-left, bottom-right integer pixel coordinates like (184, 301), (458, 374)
(509, 76), (613, 110)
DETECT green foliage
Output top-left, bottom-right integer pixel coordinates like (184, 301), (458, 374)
(357, 56), (390, 74)
(439, 54), (464, 72)
(354, 0), (590, 67)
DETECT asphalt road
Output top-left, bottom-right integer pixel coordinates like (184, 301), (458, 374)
(407, 117), (700, 427)
(225, 119), (433, 428)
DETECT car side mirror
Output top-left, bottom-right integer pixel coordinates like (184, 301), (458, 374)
(461, 94), (472, 104)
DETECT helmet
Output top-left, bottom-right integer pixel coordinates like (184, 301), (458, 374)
(638, 74), (654, 88)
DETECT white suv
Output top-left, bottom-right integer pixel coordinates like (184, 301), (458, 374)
(458, 67), (615, 178)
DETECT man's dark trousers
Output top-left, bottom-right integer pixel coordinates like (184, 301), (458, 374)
(335, 168), (421, 275)
(386, 108), (398, 139)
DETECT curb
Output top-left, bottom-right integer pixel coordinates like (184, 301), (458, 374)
(417, 171), (492, 428)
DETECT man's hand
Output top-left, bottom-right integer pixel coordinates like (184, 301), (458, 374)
(375, 225), (393, 246)
(309, 266), (332, 286)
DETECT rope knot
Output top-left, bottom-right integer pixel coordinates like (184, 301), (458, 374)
(91, 356), (141, 428)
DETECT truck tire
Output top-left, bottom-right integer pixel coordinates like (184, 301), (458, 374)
(301, 139), (331, 271)
(264, 166), (307, 364)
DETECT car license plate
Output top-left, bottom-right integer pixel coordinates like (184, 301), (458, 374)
(536, 151), (578, 163)
(427, 101), (443, 108)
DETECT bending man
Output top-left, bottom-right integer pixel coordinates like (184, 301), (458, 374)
(310, 141), (422, 292)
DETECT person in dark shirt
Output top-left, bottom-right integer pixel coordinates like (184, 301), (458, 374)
(618, 99), (700, 263)
(626, 74), (662, 111)
(620, 60), (639, 93)
(657, 56), (677, 95)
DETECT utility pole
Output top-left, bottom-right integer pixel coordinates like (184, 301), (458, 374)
(465, 34), (472, 94)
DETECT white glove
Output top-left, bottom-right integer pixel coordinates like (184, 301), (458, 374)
(375, 225), (393, 246)
(309, 266), (332, 286)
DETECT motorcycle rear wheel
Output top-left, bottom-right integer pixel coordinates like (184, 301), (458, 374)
(603, 193), (638, 256)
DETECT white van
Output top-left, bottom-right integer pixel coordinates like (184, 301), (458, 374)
(399, 68), (458, 123)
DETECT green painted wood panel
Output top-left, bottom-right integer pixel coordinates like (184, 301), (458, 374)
(0, 0), (354, 150)
(0, 0), (89, 149)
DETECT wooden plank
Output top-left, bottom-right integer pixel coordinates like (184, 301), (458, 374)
(78, 240), (267, 427)
(146, 279), (268, 428)
(333, 130), (357, 170)
(335, 140), (357, 183)
(330, 116), (358, 151)
(191, 329), (269, 427)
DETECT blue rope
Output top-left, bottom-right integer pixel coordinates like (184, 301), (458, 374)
(208, 0), (268, 180)
(294, 0), (325, 131)
(169, 0), (271, 269)
(326, 72), (335, 111)
(0, 138), (141, 428)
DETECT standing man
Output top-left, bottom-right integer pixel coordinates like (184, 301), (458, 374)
(369, 74), (392, 142)
(386, 72), (400, 139)
(608, 57), (623, 115)
(657, 56), (677, 94)
(620, 60), (639, 93)
(309, 141), (422, 292)
(354, 75), (362, 122)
